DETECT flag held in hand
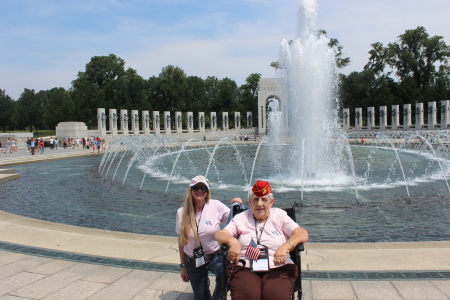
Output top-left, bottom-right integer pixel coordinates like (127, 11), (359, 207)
(245, 239), (261, 261)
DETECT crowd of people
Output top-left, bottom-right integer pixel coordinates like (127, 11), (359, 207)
(0, 138), (19, 154)
(0, 137), (107, 155)
(176, 176), (308, 300)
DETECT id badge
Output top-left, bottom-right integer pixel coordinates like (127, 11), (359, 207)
(193, 247), (205, 268)
(250, 245), (269, 272)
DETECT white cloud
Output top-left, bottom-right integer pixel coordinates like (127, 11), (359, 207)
(2, 0), (450, 99)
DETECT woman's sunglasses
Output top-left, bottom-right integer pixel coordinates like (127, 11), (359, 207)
(191, 186), (208, 193)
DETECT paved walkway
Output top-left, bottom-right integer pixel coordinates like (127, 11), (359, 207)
(0, 147), (449, 299)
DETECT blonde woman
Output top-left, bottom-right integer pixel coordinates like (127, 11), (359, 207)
(176, 175), (241, 300)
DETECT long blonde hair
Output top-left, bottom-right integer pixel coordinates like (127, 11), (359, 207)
(179, 187), (211, 246)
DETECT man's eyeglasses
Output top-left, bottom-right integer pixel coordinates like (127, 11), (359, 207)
(191, 186), (208, 193)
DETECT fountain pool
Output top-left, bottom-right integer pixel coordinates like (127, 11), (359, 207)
(1, 138), (450, 243)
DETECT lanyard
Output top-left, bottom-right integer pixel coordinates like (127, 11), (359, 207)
(194, 203), (205, 247)
(253, 216), (268, 245)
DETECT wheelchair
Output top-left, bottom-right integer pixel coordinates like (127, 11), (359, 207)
(221, 203), (305, 300)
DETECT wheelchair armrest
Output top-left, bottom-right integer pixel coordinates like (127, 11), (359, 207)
(296, 243), (304, 252)
(221, 244), (230, 252)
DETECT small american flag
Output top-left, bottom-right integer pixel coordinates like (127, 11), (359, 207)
(245, 239), (261, 261)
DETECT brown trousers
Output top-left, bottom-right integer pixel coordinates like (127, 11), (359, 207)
(227, 264), (297, 300)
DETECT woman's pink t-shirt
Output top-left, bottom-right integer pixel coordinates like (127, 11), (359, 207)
(176, 199), (230, 255)
(224, 208), (299, 269)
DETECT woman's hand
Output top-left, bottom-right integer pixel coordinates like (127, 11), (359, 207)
(227, 239), (242, 265)
(180, 266), (189, 282)
(273, 243), (291, 266)
(231, 198), (243, 206)
(215, 229), (241, 265)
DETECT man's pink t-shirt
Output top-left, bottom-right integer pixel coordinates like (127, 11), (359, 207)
(176, 199), (230, 255)
(224, 207), (299, 269)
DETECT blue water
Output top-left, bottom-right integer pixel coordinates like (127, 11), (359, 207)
(1, 155), (449, 242)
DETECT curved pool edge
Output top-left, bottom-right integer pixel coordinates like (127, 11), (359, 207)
(1, 209), (450, 274)
(1, 148), (450, 275)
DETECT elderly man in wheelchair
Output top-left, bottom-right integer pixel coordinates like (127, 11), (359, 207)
(215, 180), (308, 300)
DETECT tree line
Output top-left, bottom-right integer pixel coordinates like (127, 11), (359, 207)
(0, 56), (261, 132)
(339, 26), (450, 112)
(1, 26), (449, 133)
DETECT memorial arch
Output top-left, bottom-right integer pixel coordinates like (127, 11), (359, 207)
(257, 78), (287, 134)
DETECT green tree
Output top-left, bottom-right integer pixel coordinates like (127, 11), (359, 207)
(43, 87), (74, 128)
(186, 76), (207, 113)
(365, 26), (450, 103)
(71, 54), (127, 126)
(113, 68), (147, 110)
(204, 76), (220, 112)
(17, 89), (41, 132)
(239, 73), (261, 126)
(215, 77), (239, 113)
(157, 65), (188, 111)
(0, 90), (15, 132)
(339, 70), (397, 109)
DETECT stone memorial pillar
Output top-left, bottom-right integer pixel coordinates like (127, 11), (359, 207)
(402, 104), (412, 129)
(142, 110), (150, 135)
(109, 108), (118, 136)
(222, 112), (229, 130)
(354, 108), (362, 129)
(120, 109), (129, 135)
(414, 103), (424, 129)
(97, 108), (107, 138)
(367, 107), (375, 129)
(164, 111), (171, 135)
(153, 111), (160, 135)
(246, 112), (252, 128)
(210, 112), (217, 131)
(187, 112), (194, 133)
(131, 110), (139, 136)
(428, 101), (437, 129)
(379, 106), (387, 130)
(175, 111), (183, 134)
(198, 112), (205, 133)
(234, 112), (241, 130)
(391, 105), (399, 130)
(440, 100), (450, 129)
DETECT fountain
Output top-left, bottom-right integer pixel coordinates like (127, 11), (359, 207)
(0, 0), (449, 243)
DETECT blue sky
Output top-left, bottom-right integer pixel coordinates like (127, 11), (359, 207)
(1, 0), (449, 100)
